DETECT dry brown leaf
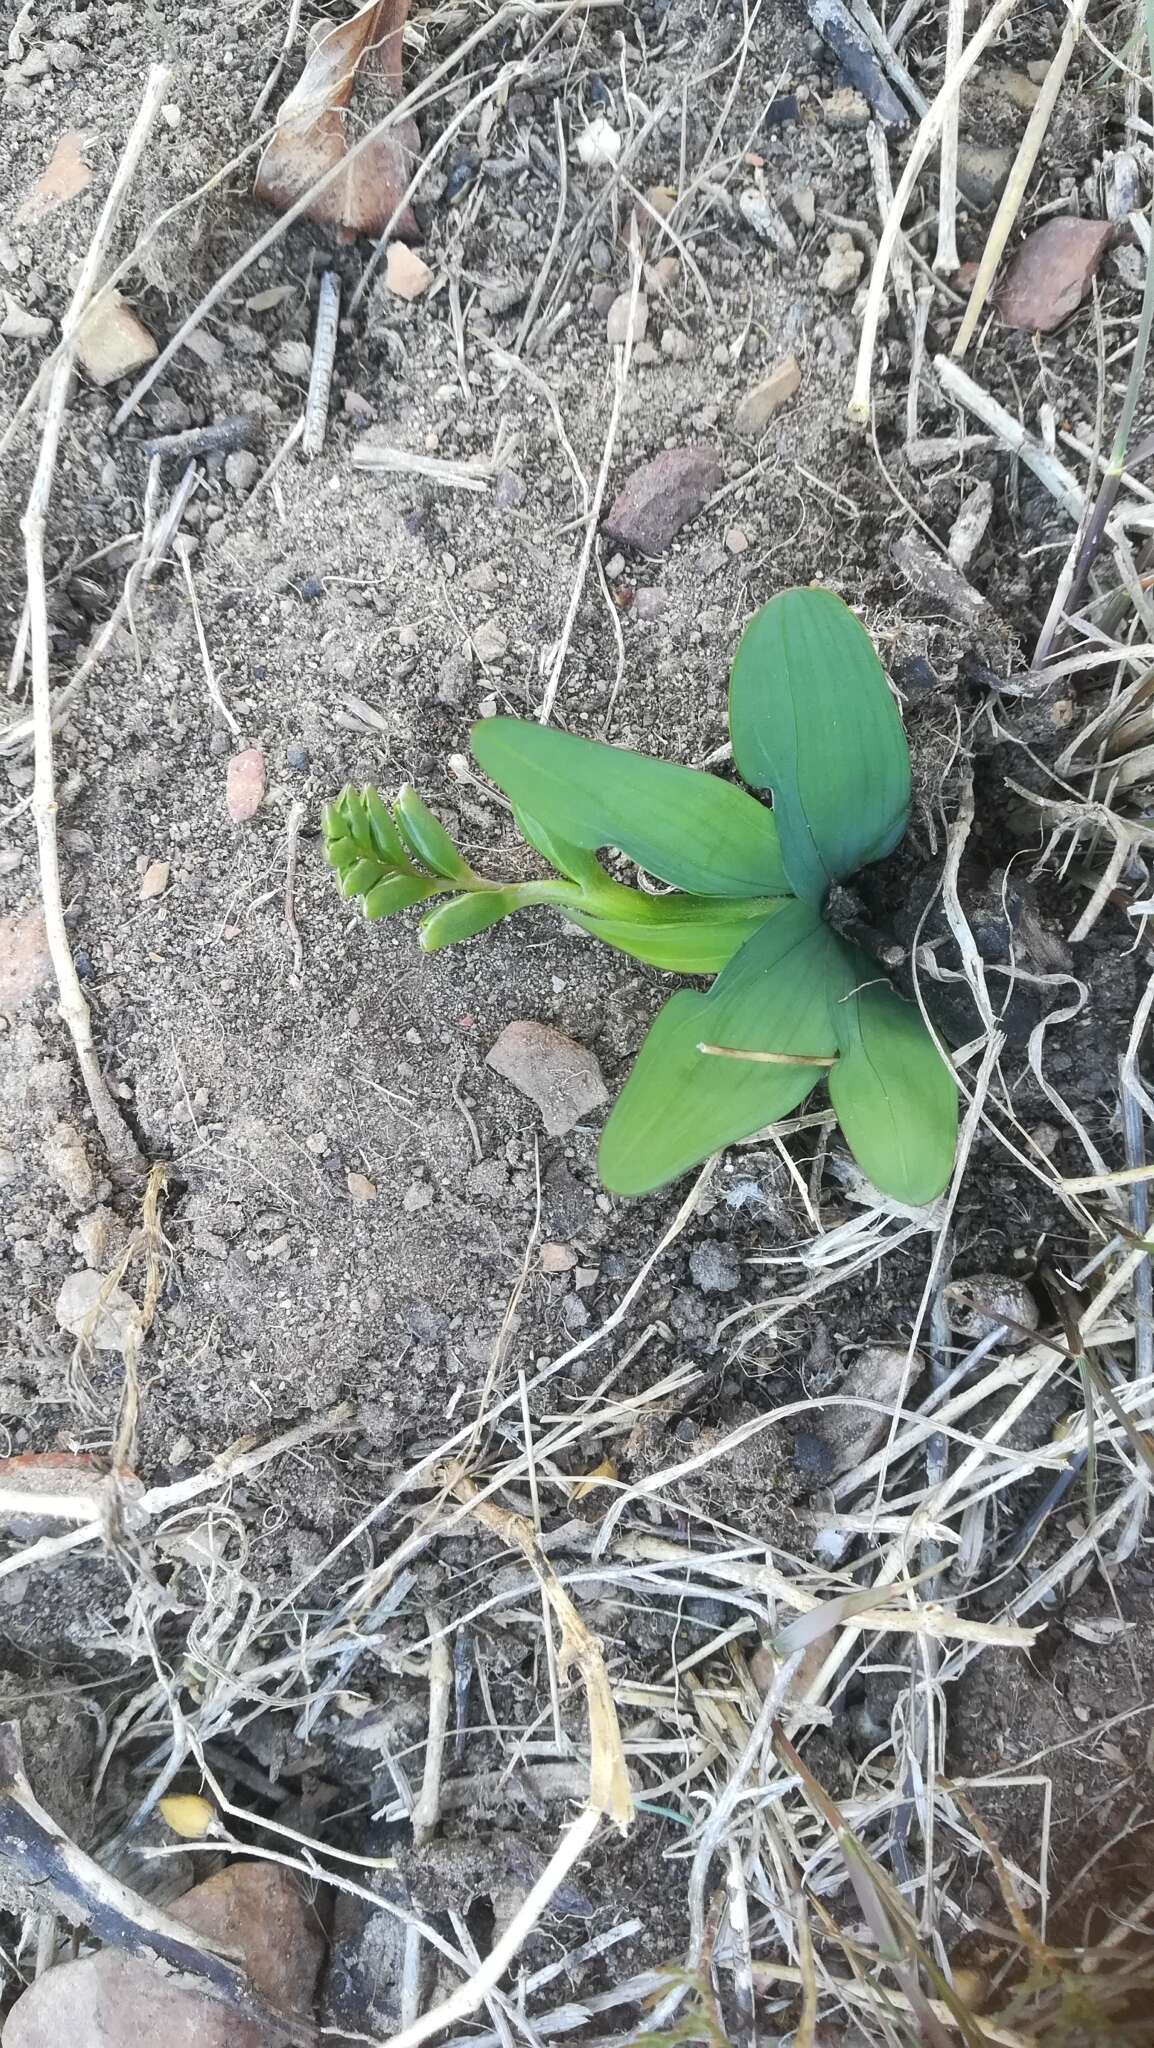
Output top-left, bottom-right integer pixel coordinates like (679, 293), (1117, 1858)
(442, 1461), (634, 1830)
(254, 0), (420, 242)
(15, 129), (94, 226)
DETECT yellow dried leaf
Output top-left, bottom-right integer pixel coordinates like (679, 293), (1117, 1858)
(571, 1457), (617, 1502)
(159, 1794), (216, 1839)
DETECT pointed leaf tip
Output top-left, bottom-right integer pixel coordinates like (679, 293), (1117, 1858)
(471, 717), (790, 899)
(728, 588), (910, 903)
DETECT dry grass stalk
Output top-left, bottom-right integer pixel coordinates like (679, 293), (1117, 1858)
(441, 1462), (634, 1829)
(20, 66), (172, 1176)
(849, 0), (1019, 422)
(952, 0), (1090, 357)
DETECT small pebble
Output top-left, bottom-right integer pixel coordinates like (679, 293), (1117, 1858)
(661, 325), (696, 362)
(606, 290), (648, 345)
(139, 860), (169, 900)
(472, 622), (508, 662)
(540, 1241), (577, 1273)
(224, 447), (260, 494)
(226, 747), (265, 823)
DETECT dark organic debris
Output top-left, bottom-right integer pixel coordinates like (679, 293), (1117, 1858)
(805, 0), (909, 130)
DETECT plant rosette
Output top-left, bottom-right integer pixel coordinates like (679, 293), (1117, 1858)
(323, 586), (958, 1205)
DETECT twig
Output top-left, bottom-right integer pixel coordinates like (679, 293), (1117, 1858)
(848, 0), (1020, 422)
(952, 0), (1089, 356)
(933, 0), (964, 273)
(178, 543), (240, 736)
(302, 270), (340, 461)
(20, 68), (172, 1176)
(538, 222), (641, 723)
(933, 355), (1086, 521)
(411, 1610), (453, 1848)
(867, 123), (915, 323)
(251, 0), (304, 122)
(284, 797), (304, 978)
(514, 99), (568, 355)
(806, 0), (911, 128)
(141, 415), (255, 464)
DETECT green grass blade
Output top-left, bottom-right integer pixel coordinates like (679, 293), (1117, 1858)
(471, 717), (790, 898)
(827, 952), (958, 1203)
(599, 901), (854, 1195)
(729, 588), (910, 902)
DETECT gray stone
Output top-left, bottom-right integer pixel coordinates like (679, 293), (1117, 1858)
(688, 1241), (742, 1293)
(486, 1021), (608, 1136)
(224, 447), (261, 493)
(493, 471), (525, 511)
(956, 142), (1013, 210)
(818, 232), (864, 296)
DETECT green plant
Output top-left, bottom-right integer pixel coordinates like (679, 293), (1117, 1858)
(323, 587), (958, 1203)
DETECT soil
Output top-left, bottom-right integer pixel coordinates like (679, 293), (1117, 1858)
(2, 0), (1153, 2038)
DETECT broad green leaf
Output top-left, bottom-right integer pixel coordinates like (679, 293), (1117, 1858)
(728, 588), (910, 904)
(570, 893), (785, 975)
(827, 955), (957, 1204)
(395, 786), (472, 881)
(420, 888), (521, 949)
(471, 717), (790, 898)
(599, 901), (856, 1196)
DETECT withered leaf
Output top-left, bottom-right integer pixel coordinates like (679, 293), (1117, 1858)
(254, 0), (420, 241)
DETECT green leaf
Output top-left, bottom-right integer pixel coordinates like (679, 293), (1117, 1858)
(471, 717), (790, 898)
(420, 888), (522, 949)
(395, 786), (472, 881)
(363, 788), (405, 865)
(515, 807), (606, 890)
(728, 588), (910, 903)
(363, 873), (441, 920)
(827, 958), (957, 1204)
(570, 893), (784, 975)
(599, 900), (855, 1196)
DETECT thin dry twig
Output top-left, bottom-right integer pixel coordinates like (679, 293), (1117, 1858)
(20, 67), (173, 1176)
